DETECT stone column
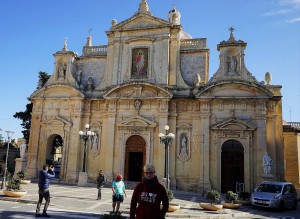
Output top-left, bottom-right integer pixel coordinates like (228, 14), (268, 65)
(199, 113), (212, 193)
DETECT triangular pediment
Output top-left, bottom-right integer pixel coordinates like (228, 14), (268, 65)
(195, 81), (273, 99)
(103, 83), (172, 99)
(211, 117), (256, 131)
(43, 116), (72, 127)
(30, 84), (85, 99)
(117, 115), (156, 128)
(111, 13), (170, 31)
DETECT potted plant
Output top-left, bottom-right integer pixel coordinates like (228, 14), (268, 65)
(167, 189), (180, 212)
(3, 177), (27, 198)
(17, 171), (31, 184)
(236, 191), (251, 205)
(0, 171), (10, 187)
(221, 191), (241, 209)
(199, 189), (223, 211)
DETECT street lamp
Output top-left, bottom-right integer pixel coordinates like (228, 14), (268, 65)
(0, 134), (4, 147)
(1, 131), (14, 190)
(78, 124), (95, 172)
(158, 125), (175, 190)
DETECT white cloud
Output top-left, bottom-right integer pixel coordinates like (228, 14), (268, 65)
(263, 9), (291, 16)
(279, 0), (300, 9)
(263, 0), (300, 17)
(286, 16), (300, 22)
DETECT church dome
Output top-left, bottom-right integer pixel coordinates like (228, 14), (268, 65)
(180, 31), (192, 39)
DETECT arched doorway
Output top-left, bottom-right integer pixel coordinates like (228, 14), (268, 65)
(221, 140), (244, 193)
(46, 134), (63, 178)
(124, 135), (146, 181)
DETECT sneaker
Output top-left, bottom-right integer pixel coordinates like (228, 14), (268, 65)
(35, 214), (41, 217)
(41, 213), (51, 217)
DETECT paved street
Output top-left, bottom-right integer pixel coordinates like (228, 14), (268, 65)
(0, 181), (299, 218)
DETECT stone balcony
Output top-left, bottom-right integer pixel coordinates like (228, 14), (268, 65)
(180, 38), (207, 51)
(82, 45), (107, 57)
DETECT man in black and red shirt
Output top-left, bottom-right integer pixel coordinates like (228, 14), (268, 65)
(130, 163), (169, 219)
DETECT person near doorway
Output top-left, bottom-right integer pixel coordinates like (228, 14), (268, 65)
(112, 174), (127, 214)
(130, 163), (169, 219)
(96, 170), (106, 200)
(35, 164), (55, 217)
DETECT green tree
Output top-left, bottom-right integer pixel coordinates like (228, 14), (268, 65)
(13, 71), (50, 143)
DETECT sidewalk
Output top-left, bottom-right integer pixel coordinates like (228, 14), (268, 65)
(0, 180), (255, 218)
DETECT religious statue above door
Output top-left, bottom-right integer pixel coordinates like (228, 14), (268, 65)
(131, 48), (148, 78)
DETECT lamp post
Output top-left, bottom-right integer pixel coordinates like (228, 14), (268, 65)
(0, 134), (4, 146)
(78, 124), (95, 172)
(158, 125), (175, 190)
(1, 131), (14, 190)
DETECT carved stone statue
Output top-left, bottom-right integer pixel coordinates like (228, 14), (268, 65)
(262, 152), (272, 175)
(227, 56), (237, 73)
(196, 73), (202, 86)
(58, 64), (66, 80)
(180, 136), (188, 156)
(20, 142), (27, 160)
(87, 77), (94, 90)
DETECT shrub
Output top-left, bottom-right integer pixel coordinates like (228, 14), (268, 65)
(167, 189), (174, 202)
(17, 171), (27, 180)
(7, 177), (21, 191)
(238, 191), (251, 200)
(225, 191), (238, 203)
(100, 211), (126, 219)
(206, 189), (221, 204)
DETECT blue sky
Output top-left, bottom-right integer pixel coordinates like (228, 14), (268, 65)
(1, 0), (299, 138)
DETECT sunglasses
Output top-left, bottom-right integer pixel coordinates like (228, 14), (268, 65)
(144, 171), (154, 175)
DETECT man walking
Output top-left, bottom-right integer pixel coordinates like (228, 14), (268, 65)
(36, 164), (55, 217)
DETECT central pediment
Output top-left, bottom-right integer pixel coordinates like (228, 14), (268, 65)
(110, 13), (170, 31)
(211, 117), (256, 131)
(117, 115), (156, 128)
(103, 83), (173, 99)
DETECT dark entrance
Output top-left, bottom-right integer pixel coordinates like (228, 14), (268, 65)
(128, 152), (143, 181)
(125, 135), (146, 181)
(221, 140), (244, 193)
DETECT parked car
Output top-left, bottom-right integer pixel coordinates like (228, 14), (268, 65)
(250, 181), (297, 210)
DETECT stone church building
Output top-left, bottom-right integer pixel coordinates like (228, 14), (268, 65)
(26, 0), (284, 193)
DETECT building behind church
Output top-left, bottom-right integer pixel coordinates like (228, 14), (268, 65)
(26, 0), (284, 193)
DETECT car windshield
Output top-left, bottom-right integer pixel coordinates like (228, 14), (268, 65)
(257, 184), (282, 193)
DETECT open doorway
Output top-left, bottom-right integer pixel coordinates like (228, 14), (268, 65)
(221, 140), (244, 193)
(124, 135), (146, 181)
(46, 135), (63, 178)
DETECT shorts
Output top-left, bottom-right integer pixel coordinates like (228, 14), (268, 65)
(112, 194), (124, 202)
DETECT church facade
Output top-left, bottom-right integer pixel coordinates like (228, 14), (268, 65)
(26, 0), (284, 193)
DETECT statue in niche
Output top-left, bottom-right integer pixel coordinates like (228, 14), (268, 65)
(87, 77), (94, 90)
(179, 134), (189, 161)
(58, 63), (66, 80)
(262, 152), (273, 175)
(179, 136), (188, 155)
(90, 133), (100, 157)
(227, 55), (237, 73)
